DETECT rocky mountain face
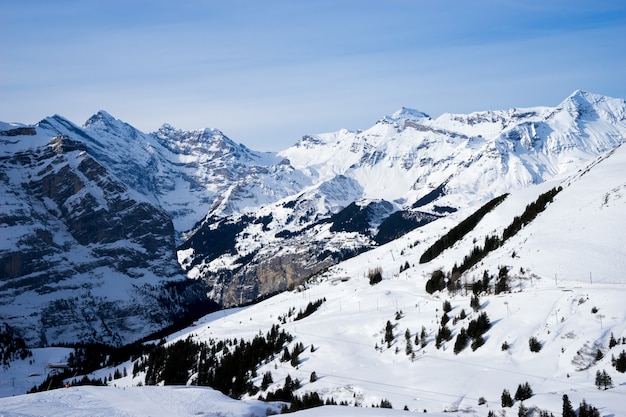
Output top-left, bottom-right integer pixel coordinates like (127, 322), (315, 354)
(1, 91), (625, 345)
(0, 111), (310, 347)
(0, 128), (214, 347)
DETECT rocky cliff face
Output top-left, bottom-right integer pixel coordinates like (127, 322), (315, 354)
(0, 132), (211, 347)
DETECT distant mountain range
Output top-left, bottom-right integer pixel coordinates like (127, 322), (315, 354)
(1, 90), (625, 347)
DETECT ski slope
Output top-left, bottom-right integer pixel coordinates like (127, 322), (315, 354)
(2, 98), (625, 416)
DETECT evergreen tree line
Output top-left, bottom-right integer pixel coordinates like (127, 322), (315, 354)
(450, 234), (502, 278)
(499, 385), (603, 416)
(419, 193), (508, 264)
(259, 374), (327, 413)
(612, 349), (626, 373)
(426, 187), (562, 294)
(259, 372), (353, 412)
(501, 186), (562, 241)
(608, 332), (626, 373)
(29, 340), (154, 393)
(294, 298), (326, 321)
(491, 393), (601, 417)
(136, 324), (294, 399)
(29, 373), (108, 393)
(562, 394), (600, 417)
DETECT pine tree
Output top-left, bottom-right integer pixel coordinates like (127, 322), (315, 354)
(471, 335), (485, 351)
(435, 325), (451, 349)
(405, 338), (413, 356)
(281, 347), (291, 362)
(528, 336), (542, 352)
(518, 402), (529, 417)
(283, 374), (293, 394)
(614, 350), (626, 373)
(501, 389), (513, 407)
(261, 371), (273, 390)
(453, 328), (469, 354)
(495, 266), (509, 294)
(426, 269), (446, 294)
(470, 294), (480, 312)
(291, 342), (304, 367)
(482, 270), (491, 293)
(385, 321), (394, 347)
(514, 382), (533, 401)
(562, 394), (575, 417)
(420, 326), (427, 348)
(595, 369), (612, 390)
(595, 349), (604, 362)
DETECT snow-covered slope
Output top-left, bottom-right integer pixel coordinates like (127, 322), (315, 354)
(0, 385), (285, 417)
(168, 141), (623, 416)
(181, 90), (626, 306)
(1, 91), (626, 416)
(133, 141), (626, 415)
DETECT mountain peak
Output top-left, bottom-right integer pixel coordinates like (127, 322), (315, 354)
(83, 110), (118, 128)
(559, 89), (618, 109)
(156, 123), (227, 143)
(555, 90), (626, 124)
(381, 107), (431, 126)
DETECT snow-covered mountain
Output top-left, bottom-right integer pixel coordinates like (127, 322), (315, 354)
(82, 110), (310, 234)
(2, 133), (625, 416)
(0, 111), (312, 346)
(280, 90), (625, 206)
(1, 90), (625, 350)
(0, 127), (210, 347)
(181, 90), (626, 306)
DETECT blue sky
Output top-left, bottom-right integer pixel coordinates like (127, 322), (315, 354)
(2, 1), (625, 151)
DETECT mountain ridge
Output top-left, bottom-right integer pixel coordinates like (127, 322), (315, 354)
(1, 90), (625, 346)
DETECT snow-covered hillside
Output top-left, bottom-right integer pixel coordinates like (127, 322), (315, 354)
(181, 90), (626, 306)
(2, 136), (625, 416)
